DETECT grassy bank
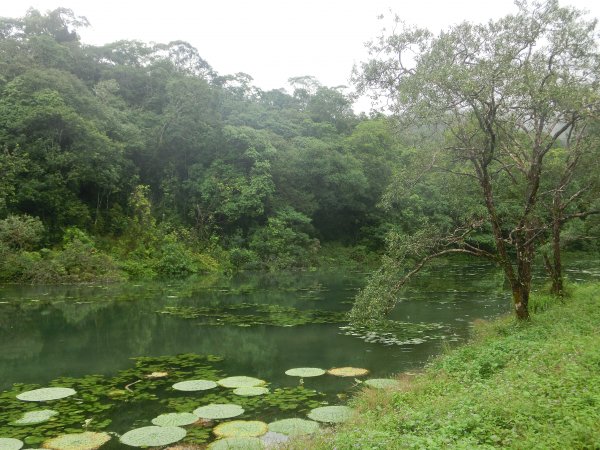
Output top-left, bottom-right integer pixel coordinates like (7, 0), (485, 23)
(300, 283), (600, 449)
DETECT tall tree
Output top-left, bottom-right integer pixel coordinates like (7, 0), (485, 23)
(352, 0), (600, 319)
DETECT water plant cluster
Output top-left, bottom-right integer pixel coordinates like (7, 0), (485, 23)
(340, 319), (451, 346)
(156, 303), (347, 327)
(0, 353), (401, 448)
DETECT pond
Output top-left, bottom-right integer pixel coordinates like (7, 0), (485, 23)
(0, 257), (597, 448)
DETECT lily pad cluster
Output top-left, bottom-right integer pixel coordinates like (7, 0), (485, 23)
(157, 303), (346, 327)
(340, 320), (449, 346)
(0, 353), (361, 449)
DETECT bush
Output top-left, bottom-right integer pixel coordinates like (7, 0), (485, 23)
(0, 215), (44, 250)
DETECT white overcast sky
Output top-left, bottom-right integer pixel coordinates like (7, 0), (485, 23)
(2, 0), (600, 100)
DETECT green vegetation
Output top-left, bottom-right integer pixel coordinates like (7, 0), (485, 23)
(300, 283), (600, 449)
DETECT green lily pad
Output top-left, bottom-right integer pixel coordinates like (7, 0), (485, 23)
(232, 387), (269, 396)
(284, 368), (326, 377)
(193, 404), (245, 420)
(0, 438), (23, 450)
(16, 387), (76, 402)
(151, 412), (199, 427)
(307, 406), (354, 423)
(42, 432), (111, 450)
(327, 367), (369, 377)
(172, 380), (218, 391)
(120, 426), (186, 447)
(260, 432), (289, 446)
(12, 409), (58, 425)
(268, 418), (319, 436)
(217, 377), (266, 388)
(213, 421), (268, 438)
(364, 378), (401, 389)
(207, 437), (264, 449)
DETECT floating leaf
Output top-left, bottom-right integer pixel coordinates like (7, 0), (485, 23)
(307, 406), (354, 423)
(0, 438), (23, 450)
(12, 409), (58, 425)
(172, 380), (218, 391)
(217, 377), (266, 388)
(268, 418), (319, 436)
(260, 431), (289, 447)
(146, 371), (169, 379)
(42, 432), (111, 450)
(193, 404), (244, 420)
(213, 421), (268, 438)
(232, 387), (269, 397)
(120, 426), (186, 447)
(16, 387), (76, 402)
(327, 367), (369, 377)
(152, 412), (199, 427)
(207, 437), (264, 449)
(284, 368), (325, 377)
(364, 378), (401, 389)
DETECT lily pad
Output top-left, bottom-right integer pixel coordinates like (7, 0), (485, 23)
(217, 377), (266, 388)
(16, 387), (76, 402)
(120, 426), (186, 447)
(364, 378), (401, 389)
(0, 438), (23, 450)
(193, 404), (245, 420)
(260, 432), (289, 447)
(172, 380), (218, 391)
(268, 418), (319, 436)
(232, 387), (269, 396)
(213, 421), (268, 438)
(12, 409), (58, 425)
(152, 412), (199, 427)
(284, 368), (325, 377)
(42, 432), (111, 450)
(146, 371), (169, 379)
(327, 367), (369, 377)
(307, 406), (354, 423)
(207, 437), (264, 449)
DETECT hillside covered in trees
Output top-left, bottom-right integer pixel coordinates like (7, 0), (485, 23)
(0, 6), (598, 287)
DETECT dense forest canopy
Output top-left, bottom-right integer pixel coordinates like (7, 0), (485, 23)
(0, 5), (598, 308)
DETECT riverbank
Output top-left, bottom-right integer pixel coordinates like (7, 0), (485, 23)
(298, 283), (600, 449)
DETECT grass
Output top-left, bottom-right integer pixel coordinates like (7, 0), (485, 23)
(296, 283), (600, 449)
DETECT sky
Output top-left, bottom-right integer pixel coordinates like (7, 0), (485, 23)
(2, 0), (600, 105)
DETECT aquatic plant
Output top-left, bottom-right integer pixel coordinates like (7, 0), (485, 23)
(0, 438), (23, 450)
(232, 387), (269, 397)
(364, 378), (401, 389)
(172, 380), (218, 391)
(151, 412), (199, 427)
(192, 404), (245, 420)
(284, 368), (325, 377)
(340, 320), (449, 346)
(11, 409), (58, 425)
(156, 304), (346, 327)
(267, 418), (319, 436)
(42, 432), (110, 450)
(16, 388), (76, 402)
(327, 367), (369, 377)
(207, 437), (264, 449)
(260, 431), (288, 446)
(217, 377), (266, 388)
(212, 421), (268, 438)
(307, 405), (354, 423)
(120, 426), (186, 447)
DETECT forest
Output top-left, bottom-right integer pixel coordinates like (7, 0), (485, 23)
(2, 6), (598, 296)
(0, 7), (416, 283)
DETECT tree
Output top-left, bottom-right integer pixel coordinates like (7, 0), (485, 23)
(352, 0), (600, 319)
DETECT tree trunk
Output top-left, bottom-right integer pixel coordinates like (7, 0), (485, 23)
(511, 283), (531, 320)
